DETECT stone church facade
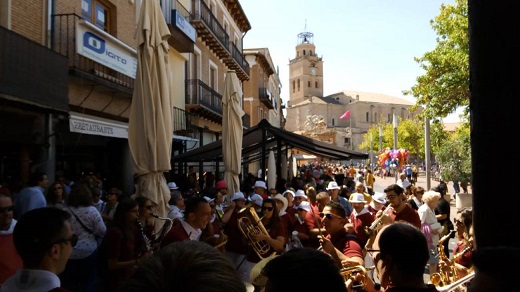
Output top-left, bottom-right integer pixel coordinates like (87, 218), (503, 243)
(285, 30), (421, 154)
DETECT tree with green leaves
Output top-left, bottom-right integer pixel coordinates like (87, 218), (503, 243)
(436, 125), (471, 184)
(404, 0), (469, 121)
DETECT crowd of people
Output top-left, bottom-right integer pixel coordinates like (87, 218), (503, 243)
(0, 165), (477, 292)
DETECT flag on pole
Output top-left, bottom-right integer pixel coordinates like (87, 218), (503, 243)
(339, 110), (351, 119)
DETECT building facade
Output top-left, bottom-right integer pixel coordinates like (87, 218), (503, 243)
(285, 29), (421, 156)
(0, 0), (257, 194)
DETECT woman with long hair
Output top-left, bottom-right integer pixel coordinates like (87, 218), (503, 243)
(135, 196), (157, 252)
(99, 198), (150, 291)
(60, 182), (106, 291)
(46, 181), (67, 209)
(243, 198), (287, 285)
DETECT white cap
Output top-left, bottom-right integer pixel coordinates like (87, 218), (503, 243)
(372, 192), (387, 204)
(167, 182), (179, 190)
(250, 194), (263, 207)
(402, 180), (412, 189)
(297, 201), (311, 212)
(283, 190), (295, 197)
(294, 189), (307, 199)
(253, 181), (267, 189)
(326, 181), (341, 190)
(231, 192), (245, 201)
(203, 196), (215, 203)
(350, 193), (367, 203)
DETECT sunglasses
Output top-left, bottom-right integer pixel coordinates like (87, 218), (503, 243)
(0, 206), (14, 213)
(262, 206), (274, 211)
(319, 212), (344, 220)
(55, 234), (79, 247)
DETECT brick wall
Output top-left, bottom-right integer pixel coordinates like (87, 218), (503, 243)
(11, 0), (44, 44)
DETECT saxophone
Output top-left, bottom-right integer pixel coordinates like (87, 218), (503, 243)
(136, 219), (153, 256)
(430, 230), (456, 286)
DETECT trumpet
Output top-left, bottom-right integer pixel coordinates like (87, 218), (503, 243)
(365, 207), (393, 237)
(341, 265), (376, 290)
(151, 213), (173, 245)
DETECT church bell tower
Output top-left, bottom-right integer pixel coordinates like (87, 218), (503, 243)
(288, 28), (323, 107)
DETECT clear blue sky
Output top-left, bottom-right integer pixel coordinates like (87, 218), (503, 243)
(240, 0), (460, 122)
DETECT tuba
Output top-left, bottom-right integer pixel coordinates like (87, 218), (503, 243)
(151, 213), (173, 246)
(237, 205), (276, 259)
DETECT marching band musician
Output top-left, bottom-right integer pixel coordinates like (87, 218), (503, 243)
(319, 202), (364, 268)
(440, 208), (474, 280)
(135, 196), (158, 251)
(348, 193), (375, 248)
(200, 196), (226, 252)
(346, 222), (439, 292)
(242, 198), (287, 284)
(366, 192), (387, 220)
(160, 197), (211, 247)
(382, 184), (421, 228)
(221, 192), (249, 282)
(99, 198), (151, 291)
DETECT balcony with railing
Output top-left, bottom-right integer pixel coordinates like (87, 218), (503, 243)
(51, 13), (134, 95)
(259, 87), (274, 109)
(185, 79), (222, 124)
(190, 0), (249, 81)
(160, 0), (196, 53)
(173, 106), (195, 136)
(0, 26), (69, 111)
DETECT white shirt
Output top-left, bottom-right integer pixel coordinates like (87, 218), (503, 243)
(418, 204), (442, 246)
(181, 220), (202, 241)
(67, 206), (107, 259)
(1, 269), (60, 292)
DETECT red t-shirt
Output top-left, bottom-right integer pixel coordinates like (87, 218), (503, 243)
(366, 205), (387, 220)
(0, 233), (23, 284)
(292, 217), (319, 248)
(223, 210), (248, 255)
(453, 241), (473, 268)
(392, 205), (421, 229)
(305, 203), (322, 229)
(246, 221), (286, 263)
(350, 212), (374, 248)
(103, 227), (142, 291)
(327, 228), (363, 259)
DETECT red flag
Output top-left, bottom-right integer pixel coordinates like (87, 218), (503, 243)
(339, 110), (351, 119)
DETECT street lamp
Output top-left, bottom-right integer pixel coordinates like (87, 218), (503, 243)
(393, 113), (398, 182)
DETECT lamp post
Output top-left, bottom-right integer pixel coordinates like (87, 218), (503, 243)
(393, 113), (398, 182)
(379, 125), (383, 150)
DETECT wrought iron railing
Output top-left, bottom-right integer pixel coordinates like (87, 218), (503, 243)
(160, 0), (191, 23)
(185, 79), (222, 115)
(192, 0), (229, 50)
(259, 87), (274, 109)
(230, 41), (250, 76)
(50, 13), (134, 91)
(172, 106), (194, 132)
